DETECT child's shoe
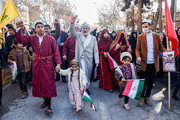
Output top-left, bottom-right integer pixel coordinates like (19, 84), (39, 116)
(123, 104), (130, 110)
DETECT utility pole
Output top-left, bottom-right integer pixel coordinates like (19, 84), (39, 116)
(173, 0), (177, 27)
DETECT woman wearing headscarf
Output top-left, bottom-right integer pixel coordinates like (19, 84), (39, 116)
(128, 32), (137, 65)
(110, 31), (116, 41)
(109, 31), (131, 65)
(98, 29), (117, 92)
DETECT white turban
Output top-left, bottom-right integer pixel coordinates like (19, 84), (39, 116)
(81, 22), (90, 29)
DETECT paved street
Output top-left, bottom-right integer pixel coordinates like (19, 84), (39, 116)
(0, 76), (180, 120)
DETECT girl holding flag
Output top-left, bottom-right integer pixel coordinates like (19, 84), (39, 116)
(115, 52), (137, 110)
(58, 59), (87, 112)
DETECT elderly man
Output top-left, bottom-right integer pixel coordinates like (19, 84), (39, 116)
(70, 15), (99, 94)
(136, 19), (166, 107)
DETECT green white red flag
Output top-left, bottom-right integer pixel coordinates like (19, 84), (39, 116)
(83, 89), (96, 111)
(122, 79), (145, 100)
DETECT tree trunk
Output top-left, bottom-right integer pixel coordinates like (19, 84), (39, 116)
(159, 0), (162, 32)
(153, 5), (159, 31)
(132, 5), (135, 32)
(137, 0), (142, 32)
(170, 0), (175, 21)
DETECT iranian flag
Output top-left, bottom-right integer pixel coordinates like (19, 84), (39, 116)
(122, 79), (145, 100)
(83, 89), (96, 111)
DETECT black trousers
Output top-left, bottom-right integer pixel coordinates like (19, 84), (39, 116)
(119, 85), (129, 104)
(43, 97), (51, 107)
(140, 64), (155, 98)
(0, 69), (2, 105)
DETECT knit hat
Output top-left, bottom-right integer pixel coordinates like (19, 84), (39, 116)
(120, 52), (132, 62)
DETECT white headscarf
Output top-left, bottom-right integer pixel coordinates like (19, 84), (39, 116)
(81, 22), (90, 29)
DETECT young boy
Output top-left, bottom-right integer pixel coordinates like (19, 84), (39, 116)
(58, 59), (87, 112)
(8, 40), (32, 99)
(116, 52), (137, 110)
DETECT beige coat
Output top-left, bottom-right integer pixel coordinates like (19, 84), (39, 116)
(136, 33), (166, 72)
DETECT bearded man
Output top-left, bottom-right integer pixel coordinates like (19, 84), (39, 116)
(70, 15), (99, 94)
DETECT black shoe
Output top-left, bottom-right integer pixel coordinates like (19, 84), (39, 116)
(172, 95), (179, 101)
(86, 89), (90, 95)
(0, 104), (4, 110)
(12, 80), (17, 84)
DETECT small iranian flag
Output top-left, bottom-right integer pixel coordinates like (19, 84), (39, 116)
(83, 90), (96, 111)
(122, 79), (145, 100)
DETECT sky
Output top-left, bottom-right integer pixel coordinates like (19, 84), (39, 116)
(68, 0), (180, 25)
(68, 0), (110, 25)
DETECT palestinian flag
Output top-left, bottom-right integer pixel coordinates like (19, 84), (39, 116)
(122, 79), (145, 100)
(83, 89), (96, 111)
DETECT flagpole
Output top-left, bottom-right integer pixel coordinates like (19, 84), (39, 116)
(2, 26), (5, 44)
(166, 36), (171, 110)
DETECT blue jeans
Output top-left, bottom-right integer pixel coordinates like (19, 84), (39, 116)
(18, 72), (27, 92)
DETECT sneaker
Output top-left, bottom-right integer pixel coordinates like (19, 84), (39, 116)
(0, 104), (4, 110)
(138, 97), (145, 107)
(172, 95), (179, 101)
(145, 97), (152, 106)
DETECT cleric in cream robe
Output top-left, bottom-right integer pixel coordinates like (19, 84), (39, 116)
(70, 15), (99, 93)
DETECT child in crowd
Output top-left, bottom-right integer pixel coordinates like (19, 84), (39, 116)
(115, 52), (137, 110)
(58, 59), (87, 112)
(8, 40), (32, 99)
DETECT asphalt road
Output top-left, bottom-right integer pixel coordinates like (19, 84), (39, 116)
(0, 76), (180, 120)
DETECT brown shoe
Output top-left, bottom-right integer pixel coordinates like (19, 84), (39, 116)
(138, 97), (144, 107)
(145, 97), (152, 106)
(21, 92), (28, 99)
(45, 107), (53, 115)
(41, 102), (46, 109)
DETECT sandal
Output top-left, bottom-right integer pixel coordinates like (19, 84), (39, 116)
(45, 107), (53, 115)
(76, 108), (82, 112)
(117, 98), (121, 103)
(123, 104), (130, 110)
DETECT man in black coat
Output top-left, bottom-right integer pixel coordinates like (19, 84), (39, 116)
(52, 19), (68, 82)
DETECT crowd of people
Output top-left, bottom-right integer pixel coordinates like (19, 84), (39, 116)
(0, 16), (179, 116)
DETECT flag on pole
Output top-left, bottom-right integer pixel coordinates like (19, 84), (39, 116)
(106, 53), (119, 70)
(122, 79), (145, 100)
(106, 53), (123, 77)
(83, 89), (96, 111)
(70, 14), (73, 24)
(0, 0), (19, 29)
(164, 0), (179, 57)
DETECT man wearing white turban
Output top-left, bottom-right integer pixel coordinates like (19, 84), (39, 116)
(70, 15), (99, 94)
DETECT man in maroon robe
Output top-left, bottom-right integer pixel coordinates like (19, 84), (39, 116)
(15, 21), (61, 115)
(63, 25), (80, 67)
